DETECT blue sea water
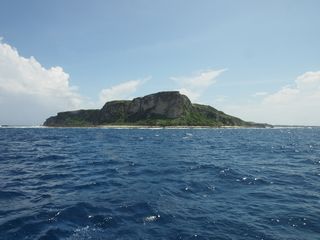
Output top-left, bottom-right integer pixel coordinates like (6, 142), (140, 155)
(0, 127), (319, 240)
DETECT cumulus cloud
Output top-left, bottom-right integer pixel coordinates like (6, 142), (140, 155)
(0, 39), (86, 125)
(224, 71), (320, 125)
(171, 69), (226, 101)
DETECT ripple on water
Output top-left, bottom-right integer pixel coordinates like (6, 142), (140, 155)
(0, 128), (320, 239)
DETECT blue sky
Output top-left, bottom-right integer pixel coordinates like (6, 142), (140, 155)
(0, 0), (320, 125)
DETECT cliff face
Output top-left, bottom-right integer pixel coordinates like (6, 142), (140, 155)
(99, 101), (131, 123)
(129, 91), (192, 119)
(43, 91), (269, 127)
(100, 91), (192, 122)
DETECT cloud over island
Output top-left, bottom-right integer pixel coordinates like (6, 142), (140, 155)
(99, 77), (150, 105)
(171, 69), (227, 101)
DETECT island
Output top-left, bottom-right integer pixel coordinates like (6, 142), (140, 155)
(43, 91), (270, 127)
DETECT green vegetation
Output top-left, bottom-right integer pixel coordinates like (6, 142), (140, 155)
(109, 104), (246, 127)
(44, 109), (99, 127)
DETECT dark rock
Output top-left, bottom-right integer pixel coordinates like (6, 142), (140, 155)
(126, 91), (192, 121)
(99, 100), (131, 123)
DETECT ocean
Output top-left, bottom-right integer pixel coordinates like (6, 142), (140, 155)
(0, 127), (319, 240)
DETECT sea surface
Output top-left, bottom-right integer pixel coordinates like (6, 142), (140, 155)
(0, 127), (319, 240)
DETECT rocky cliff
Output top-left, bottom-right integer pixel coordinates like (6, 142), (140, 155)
(43, 91), (269, 127)
(99, 91), (192, 123)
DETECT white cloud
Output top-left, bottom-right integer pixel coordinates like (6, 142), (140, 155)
(175, 87), (201, 102)
(296, 71), (320, 89)
(252, 91), (268, 97)
(0, 40), (86, 125)
(263, 71), (320, 106)
(171, 69), (226, 101)
(99, 77), (149, 104)
(223, 71), (320, 125)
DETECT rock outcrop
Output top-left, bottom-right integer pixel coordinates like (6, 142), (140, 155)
(43, 91), (270, 127)
(99, 91), (192, 123)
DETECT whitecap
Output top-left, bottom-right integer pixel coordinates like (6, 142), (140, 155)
(143, 215), (160, 222)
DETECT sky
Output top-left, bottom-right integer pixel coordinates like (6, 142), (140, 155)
(0, 0), (320, 125)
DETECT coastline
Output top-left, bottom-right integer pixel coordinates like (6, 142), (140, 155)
(1, 124), (253, 129)
(98, 125), (248, 129)
(2, 125), (318, 129)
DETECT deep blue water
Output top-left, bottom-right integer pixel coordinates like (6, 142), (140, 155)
(0, 127), (319, 240)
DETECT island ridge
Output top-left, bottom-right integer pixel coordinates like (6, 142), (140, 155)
(43, 91), (270, 127)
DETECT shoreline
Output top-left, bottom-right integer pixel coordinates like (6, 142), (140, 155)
(1, 124), (254, 129)
(2, 125), (318, 129)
